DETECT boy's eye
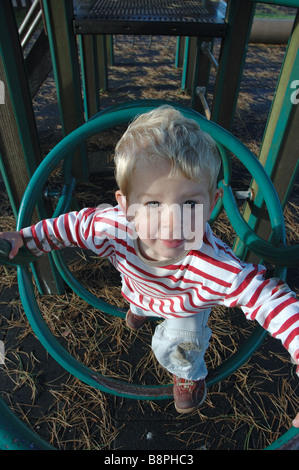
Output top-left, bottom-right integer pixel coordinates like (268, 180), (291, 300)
(146, 201), (160, 208)
(183, 200), (198, 209)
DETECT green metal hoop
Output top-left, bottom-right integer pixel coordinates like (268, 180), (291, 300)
(11, 99), (298, 399)
(1, 100), (298, 449)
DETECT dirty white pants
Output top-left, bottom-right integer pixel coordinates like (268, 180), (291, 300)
(130, 305), (211, 380)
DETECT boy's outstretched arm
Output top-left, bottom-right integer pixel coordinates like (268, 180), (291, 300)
(0, 231), (24, 259)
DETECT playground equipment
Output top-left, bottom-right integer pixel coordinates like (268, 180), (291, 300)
(0, 100), (298, 449)
(1, 0), (298, 262)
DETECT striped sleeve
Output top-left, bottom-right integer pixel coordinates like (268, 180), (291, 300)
(224, 263), (299, 375)
(20, 207), (113, 257)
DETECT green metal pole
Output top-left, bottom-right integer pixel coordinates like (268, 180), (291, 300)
(233, 11), (299, 261)
(0, 0), (43, 208)
(0, 0), (65, 295)
(0, 396), (55, 450)
(42, 0), (88, 181)
(212, 0), (255, 129)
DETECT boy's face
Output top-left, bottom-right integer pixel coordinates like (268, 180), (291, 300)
(116, 160), (221, 261)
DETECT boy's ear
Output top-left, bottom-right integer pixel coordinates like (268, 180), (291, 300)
(115, 190), (128, 217)
(208, 188), (223, 218)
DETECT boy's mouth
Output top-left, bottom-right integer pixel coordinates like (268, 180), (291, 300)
(159, 239), (185, 249)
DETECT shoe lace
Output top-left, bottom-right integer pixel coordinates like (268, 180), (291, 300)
(177, 378), (194, 390)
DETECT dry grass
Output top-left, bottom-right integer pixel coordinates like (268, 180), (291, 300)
(0, 35), (298, 450)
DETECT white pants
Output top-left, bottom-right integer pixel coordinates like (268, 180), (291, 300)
(130, 306), (211, 380)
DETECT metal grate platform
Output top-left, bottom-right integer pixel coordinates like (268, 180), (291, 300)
(73, 0), (227, 36)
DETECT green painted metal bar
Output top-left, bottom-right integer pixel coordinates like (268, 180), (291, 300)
(52, 178), (77, 218)
(181, 36), (190, 90)
(52, 250), (127, 318)
(0, 151), (18, 220)
(0, 0), (46, 217)
(97, 35), (109, 92)
(282, 158), (299, 209)
(0, 0), (65, 295)
(42, 0), (88, 182)
(265, 425), (299, 450)
(0, 396), (55, 450)
(250, 11), (299, 208)
(42, 0), (83, 137)
(0, 0), (40, 179)
(248, 0), (299, 7)
(233, 11), (299, 261)
(219, 181), (299, 265)
(192, 39), (216, 113)
(212, 0), (255, 129)
(79, 34), (101, 120)
(190, 38), (203, 109)
(107, 35), (114, 66)
(0, 239), (37, 267)
(175, 36), (185, 69)
(207, 325), (268, 387)
(79, 35), (90, 120)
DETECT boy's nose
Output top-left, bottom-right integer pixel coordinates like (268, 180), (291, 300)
(160, 204), (183, 239)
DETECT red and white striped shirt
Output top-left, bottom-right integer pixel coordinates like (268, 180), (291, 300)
(20, 205), (299, 373)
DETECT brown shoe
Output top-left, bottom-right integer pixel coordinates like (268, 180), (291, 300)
(173, 375), (207, 413)
(125, 309), (148, 331)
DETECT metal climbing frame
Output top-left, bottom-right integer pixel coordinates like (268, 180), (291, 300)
(0, 100), (298, 449)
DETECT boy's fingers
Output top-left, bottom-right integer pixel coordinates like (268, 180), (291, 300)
(292, 412), (299, 428)
(8, 242), (20, 259)
(8, 246), (17, 259)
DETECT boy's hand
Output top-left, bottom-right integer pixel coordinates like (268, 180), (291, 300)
(0, 231), (24, 259)
(293, 412), (299, 428)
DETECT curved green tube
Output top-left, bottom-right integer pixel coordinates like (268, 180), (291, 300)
(265, 426), (299, 450)
(17, 265), (173, 400)
(0, 395), (55, 450)
(0, 239), (36, 266)
(219, 181), (299, 266)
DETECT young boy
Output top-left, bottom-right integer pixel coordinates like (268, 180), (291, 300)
(1, 106), (299, 424)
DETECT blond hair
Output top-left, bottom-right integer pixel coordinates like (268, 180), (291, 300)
(114, 106), (221, 197)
